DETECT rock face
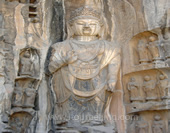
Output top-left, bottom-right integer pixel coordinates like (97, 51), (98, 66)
(0, 0), (169, 133)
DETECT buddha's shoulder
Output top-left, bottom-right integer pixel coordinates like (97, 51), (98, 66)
(51, 40), (70, 49)
(102, 40), (120, 50)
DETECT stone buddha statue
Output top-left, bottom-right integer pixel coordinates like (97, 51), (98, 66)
(48, 6), (120, 132)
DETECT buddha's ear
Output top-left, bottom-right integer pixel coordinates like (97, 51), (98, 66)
(66, 22), (74, 39)
(98, 20), (108, 40)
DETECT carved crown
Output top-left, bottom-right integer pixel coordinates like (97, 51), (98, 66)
(69, 6), (101, 22)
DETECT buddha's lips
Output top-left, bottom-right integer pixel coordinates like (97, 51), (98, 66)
(83, 28), (92, 32)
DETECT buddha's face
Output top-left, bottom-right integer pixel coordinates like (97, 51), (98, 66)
(71, 18), (101, 36)
(24, 51), (30, 58)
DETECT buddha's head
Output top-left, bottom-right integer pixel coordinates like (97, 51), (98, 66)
(144, 75), (151, 81)
(159, 74), (166, 80)
(24, 50), (31, 58)
(67, 6), (105, 39)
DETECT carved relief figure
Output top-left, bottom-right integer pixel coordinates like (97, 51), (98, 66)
(136, 118), (148, 133)
(157, 74), (169, 99)
(19, 50), (34, 76)
(137, 40), (150, 64)
(162, 28), (170, 65)
(143, 75), (158, 101)
(152, 115), (164, 133)
(23, 83), (36, 108)
(18, 48), (40, 77)
(12, 83), (24, 107)
(127, 77), (143, 103)
(147, 36), (162, 62)
(48, 6), (120, 130)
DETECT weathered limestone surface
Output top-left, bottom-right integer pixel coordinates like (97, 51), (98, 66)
(0, 0), (169, 133)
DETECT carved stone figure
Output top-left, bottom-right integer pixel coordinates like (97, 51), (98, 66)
(136, 119), (148, 133)
(127, 77), (143, 103)
(18, 48), (40, 77)
(152, 115), (164, 133)
(162, 29), (170, 65)
(48, 6), (120, 131)
(157, 74), (169, 99)
(137, 40), (150, 64)
(19, 50), (34, 76)
(143, 75), (158, 101)
(12, 83), (24, 107)
(23, 84), (36, 108)
(147, 36), (162, 63)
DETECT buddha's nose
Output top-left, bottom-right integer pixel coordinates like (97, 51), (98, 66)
(84, 23), (90, 27)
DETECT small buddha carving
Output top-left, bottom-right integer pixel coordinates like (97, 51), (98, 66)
(19, 50), (34, 77)
(127, 77), (143, 103)
(136, 118), (148, 133)
(162, 28), (170, 65)
(147, 36), (162, 63)
(23, 83), (36, 108)
(12, 83), (24, 107)
(143, 75), (158, 101)
(157, 74), (169, 99)
(152, 115), (164, 133)
(137, 40), (150, 64)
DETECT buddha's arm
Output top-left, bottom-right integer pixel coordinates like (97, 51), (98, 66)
(48, 46), (67, 74)
(107, 52), (121, 92)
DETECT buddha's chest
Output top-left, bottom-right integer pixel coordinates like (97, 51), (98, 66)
(70, 40), (104, 62)
(68, 56), (102, 79)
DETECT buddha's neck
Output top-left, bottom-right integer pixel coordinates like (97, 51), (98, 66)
(74, 36), (98, 42)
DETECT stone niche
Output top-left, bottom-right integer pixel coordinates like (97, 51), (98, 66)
(18, 48), (40, 78)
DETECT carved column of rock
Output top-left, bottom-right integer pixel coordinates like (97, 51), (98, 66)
(1, 0), (50, 132)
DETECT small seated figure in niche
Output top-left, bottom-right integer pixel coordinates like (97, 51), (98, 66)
(136, 118), (148, 133)
(12, 83), (24, 107)
(152, 115), (164, 133)
(19, 49), (34, 77)
(137, 40), (150, 64)
(24, 83), (36, 108)
(143, 75), (158, 101)
(127, 77), (143, 103)
(162, 28), (170, 66)
(157, 74), (170, 99)
(147, 36), (162, 63)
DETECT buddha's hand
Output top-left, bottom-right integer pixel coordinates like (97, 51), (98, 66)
(66, 51), (77, 64)
(108, 82), (116, 92)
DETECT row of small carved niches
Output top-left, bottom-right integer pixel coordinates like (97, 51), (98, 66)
(123, 69), (170, 114)
(5, 0), (41, 23)
(17, 47), (40, 79)
(123, 28), (170, 75)
(127, 111), (170, 133)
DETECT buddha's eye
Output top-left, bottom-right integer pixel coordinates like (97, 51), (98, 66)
(76, 22), (84, 25)
(90, 23), (96, 26)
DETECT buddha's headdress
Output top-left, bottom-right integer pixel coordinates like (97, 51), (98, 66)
(69, 6), (103, 24)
